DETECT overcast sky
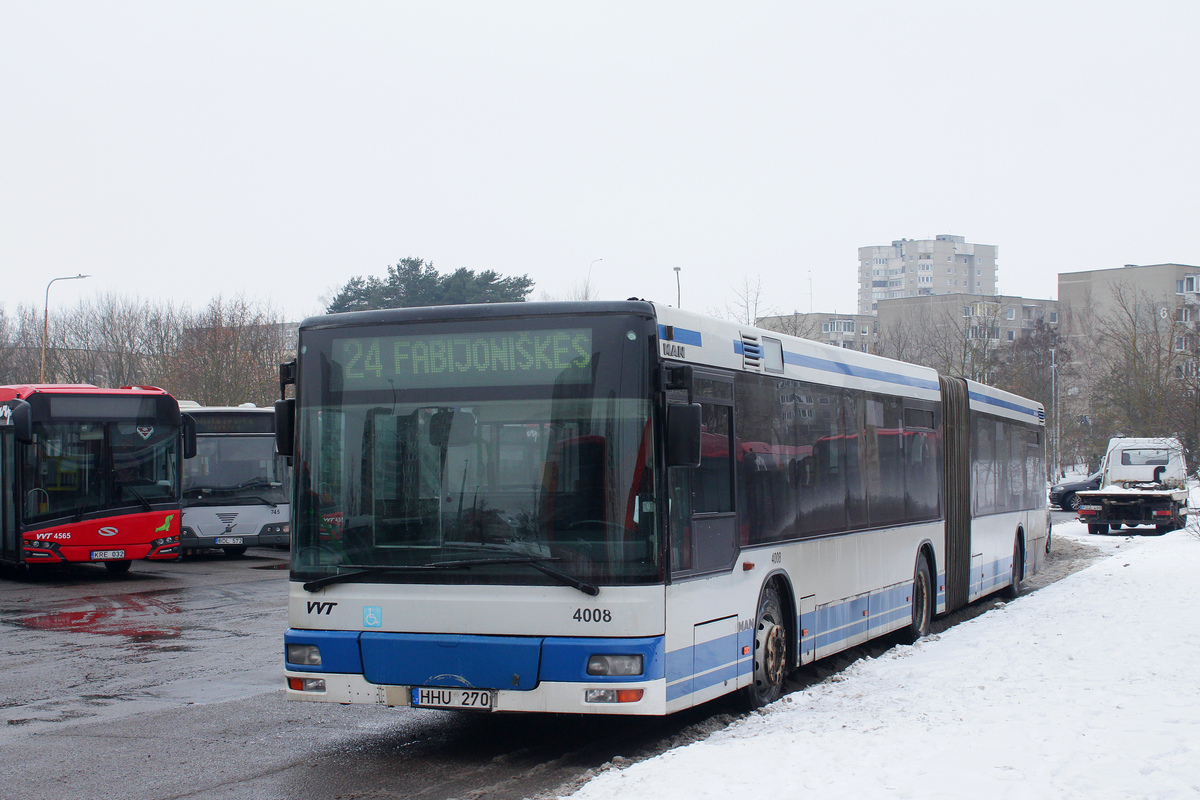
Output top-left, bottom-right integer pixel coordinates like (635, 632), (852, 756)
(3, 2), (1197, 323)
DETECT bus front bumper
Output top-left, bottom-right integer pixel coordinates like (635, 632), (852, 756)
(283, 669), (667, 715)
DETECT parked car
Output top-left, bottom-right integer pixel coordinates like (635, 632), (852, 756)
(1049, 471), (1102, 511)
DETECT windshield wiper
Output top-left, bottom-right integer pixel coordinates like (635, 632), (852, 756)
(301, 557), (599, 596)
(434, 557), (600, 596)
(240, 494), (279, 508)
(302, 563), (453, 592)
(74, 496), (94, 522)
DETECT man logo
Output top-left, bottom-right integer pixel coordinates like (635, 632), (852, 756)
(98, 526), (119, 537)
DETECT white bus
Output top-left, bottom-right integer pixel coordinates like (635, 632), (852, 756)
(278, 301), (1046, 714)
(180, 404), (290, 557)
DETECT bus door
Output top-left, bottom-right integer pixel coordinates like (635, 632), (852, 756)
(0, 427), (16, 563)
(669, 374), (737, 576)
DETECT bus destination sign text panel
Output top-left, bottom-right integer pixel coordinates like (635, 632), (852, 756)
(332, 329), (593, 390)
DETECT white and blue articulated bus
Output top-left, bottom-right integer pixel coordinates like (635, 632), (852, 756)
(180, 404), (291, 557)
(278, 301), (1046, 715)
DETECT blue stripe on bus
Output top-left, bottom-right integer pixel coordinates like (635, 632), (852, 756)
(736, 339), (940, 392)
(665, 628), (754, 701)
(658, 324), (704, 346)
(661, 323), (940, 393)
(664, 559), (1017, 705)
(781, 350), (941, 391)
(967, 389), (1043, 420)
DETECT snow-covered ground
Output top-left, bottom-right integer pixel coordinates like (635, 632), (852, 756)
(563, 517), (1200, 800)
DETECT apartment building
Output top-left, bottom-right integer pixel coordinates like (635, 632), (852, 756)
(858, 234), (998, 314)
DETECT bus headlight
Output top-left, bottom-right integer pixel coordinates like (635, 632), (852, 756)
(287, 643), (322, 666)
(586, 654), (643, 676)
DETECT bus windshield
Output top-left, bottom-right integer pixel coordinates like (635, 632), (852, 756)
(183, 435), (289, 506)
(292, 314), (658, 587)
(25, 421), (180, 522)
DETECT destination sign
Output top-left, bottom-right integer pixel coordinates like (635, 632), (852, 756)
(332, 328), (593, 390)
(193, 412), (274, 435)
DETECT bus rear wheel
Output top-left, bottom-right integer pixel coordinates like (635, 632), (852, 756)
(903, 555), (933, 643)
(104, 560), (132, 574)
(745, 583), (787, 709)
(1003, 536), (1024, 599)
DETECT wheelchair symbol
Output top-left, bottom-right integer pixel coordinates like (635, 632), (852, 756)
(363, 606), (383, 628)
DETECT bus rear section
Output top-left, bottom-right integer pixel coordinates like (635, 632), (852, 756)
(180, 404), (291, 557)
(0, 384), (190, 573)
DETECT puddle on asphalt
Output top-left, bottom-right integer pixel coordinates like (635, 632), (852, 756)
(7, 593), (183, 643)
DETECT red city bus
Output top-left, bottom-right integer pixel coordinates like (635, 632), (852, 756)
(0, 384), (195, 574)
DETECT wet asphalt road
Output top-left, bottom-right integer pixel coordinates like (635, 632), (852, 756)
(0, 550), (736, 800)
(0, 513), (1099, 800)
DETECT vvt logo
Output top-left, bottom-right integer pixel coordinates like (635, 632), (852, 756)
(98, 526), (119, 537)
(306, 601), (338, 615)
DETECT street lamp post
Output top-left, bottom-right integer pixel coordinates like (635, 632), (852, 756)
(674, 267), (681, 308)
(1050, 348), (1059, 480)
(41, 274), (90, 383)
(586, 259), (602, 299)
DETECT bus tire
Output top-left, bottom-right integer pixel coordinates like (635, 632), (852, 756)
(745, 583), (787, 709)
(1003, 536), (1024, 600)
(903, 555), (933, 643)
(104, 559), (132, 574)
(223, 547), (248, 558)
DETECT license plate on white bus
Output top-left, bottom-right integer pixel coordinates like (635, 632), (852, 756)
(411, 687), (495, 710)
(91, 550), (125, 560)
(215, 537), (244, 545)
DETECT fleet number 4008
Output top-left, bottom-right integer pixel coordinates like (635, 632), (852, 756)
(573, 608), (612, 622)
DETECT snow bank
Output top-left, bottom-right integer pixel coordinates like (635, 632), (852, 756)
(565, 524), (1200, 800)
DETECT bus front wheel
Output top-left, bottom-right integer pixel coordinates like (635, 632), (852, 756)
(745, 583), (787, 709)
(103, 560), (132, 574)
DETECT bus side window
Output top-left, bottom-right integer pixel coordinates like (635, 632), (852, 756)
(692, 404), (733, 514)
(668, 469), (692, 572)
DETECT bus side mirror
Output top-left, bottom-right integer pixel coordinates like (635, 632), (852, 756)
(666, 403), (702, 468)
(182, 414), (197, 459)
(275, 398), (295, 457)
(8, 401), (33, 444)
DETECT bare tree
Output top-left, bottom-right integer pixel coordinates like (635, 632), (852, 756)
(168, 295), (292, 407)
(757, 312), (822, 341)
(1090, 283), (1192, 444)
(712, 274), (776, 326)
(875, 307), (928, 366)
(877, 300), (1003, 382)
